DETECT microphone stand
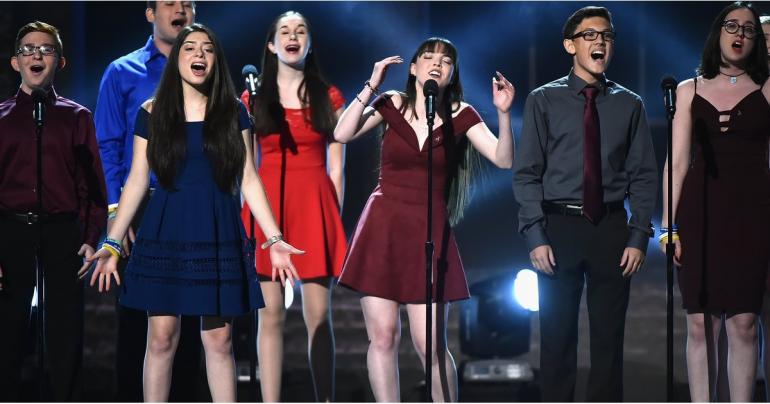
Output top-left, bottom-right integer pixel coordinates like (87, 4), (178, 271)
(247, 93), (259, 401)
(424, 98), (435, 402)
(665, 98), (674, 403)
(34, 104), (47, 400)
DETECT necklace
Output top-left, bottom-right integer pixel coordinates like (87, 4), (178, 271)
(719, 70), (747, 85)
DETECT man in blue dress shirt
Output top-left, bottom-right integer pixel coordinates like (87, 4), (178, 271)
(94, 2), (197, 400)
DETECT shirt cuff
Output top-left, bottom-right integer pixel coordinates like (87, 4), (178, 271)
(626, 228), (650, 253)
(523, 223), (550, 252)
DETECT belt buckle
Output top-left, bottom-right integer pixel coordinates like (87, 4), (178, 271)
(565, 204), (583, 215)
(25, 211), (38, 225)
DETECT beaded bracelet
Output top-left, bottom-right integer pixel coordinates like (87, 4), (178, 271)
(364, 80), (380, 95)
(355, 94), (366, 106)
(261, 234), (284, 250)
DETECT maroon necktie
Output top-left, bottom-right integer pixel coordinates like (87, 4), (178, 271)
(581, 86), (603, 224)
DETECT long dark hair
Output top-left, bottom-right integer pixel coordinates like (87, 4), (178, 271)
(400, 37), (477, 226)
(147, 23), (244, 194)
(698, 1), (769, 84)
(251, 11), (336, 138)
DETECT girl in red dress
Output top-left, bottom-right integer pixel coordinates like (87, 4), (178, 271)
(334, 37), (516, 402)
(240, 11), (346, 402)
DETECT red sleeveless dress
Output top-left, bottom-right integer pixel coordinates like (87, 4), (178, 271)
(338, 94), (482, 303)
(240, 87), (347, 280)
(676, 80), (770, 313)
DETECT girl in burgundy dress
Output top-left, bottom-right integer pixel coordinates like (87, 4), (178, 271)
(334, 37), (515, 401)
(240, 11), (347, 402)
(660, 2), (770, 401)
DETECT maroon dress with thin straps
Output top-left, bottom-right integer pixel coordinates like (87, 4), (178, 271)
(338, 94), (482, 303)
(676, 79), (770, 313)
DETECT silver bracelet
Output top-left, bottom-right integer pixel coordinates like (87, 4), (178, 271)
(260, 234), (284, 250)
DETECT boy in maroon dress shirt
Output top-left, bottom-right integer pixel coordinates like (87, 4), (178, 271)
(0, 21), (107, 401)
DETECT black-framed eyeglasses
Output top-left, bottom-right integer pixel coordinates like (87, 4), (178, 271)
(16, 44), (57, 56)
(568, 30), (616, 42)
(722, 20), (757, 39)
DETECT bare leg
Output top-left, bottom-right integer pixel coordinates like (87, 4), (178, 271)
(301, 278), (335, 401)
(144, 314), (181, 402)
(725, 313), (758, 402)
(200, 317), (236, 402)
(257, 281), (286, 402)
(361, 296), (401, 402)
(685, 313), (721, 402)
(406, 303), (457, 402)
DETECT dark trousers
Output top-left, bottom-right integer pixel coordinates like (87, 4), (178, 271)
(537, 208), (631, 402)
(0, 216), (84, 401)
(115, 191), (203, 402)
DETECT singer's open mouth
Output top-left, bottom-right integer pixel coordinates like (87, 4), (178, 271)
(171, 18), (186, 28)
(191, 62), (206, 73)
(428, 70), (442, 78)
(590, 50), (605, 60)
(30, 65), (44, 73)
(732, 40), (744, 50)
(285, 44), (300, 53)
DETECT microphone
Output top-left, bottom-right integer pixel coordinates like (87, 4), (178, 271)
(423, 79), (439, 126)
(32, 88), (46, 128)
(242, 64), (260, 98)
(661, 76), (677, 119)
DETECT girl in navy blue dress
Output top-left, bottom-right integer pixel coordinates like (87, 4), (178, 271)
(89, 24), (303, 402)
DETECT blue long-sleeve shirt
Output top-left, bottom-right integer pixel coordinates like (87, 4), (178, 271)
(94, 36), (165, 206)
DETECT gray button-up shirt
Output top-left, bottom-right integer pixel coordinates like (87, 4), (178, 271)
(513, 70), (658, 252)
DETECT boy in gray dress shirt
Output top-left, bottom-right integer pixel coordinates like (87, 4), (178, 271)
(513, 6), (657, 401)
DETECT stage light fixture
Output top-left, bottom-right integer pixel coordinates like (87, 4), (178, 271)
(513, 269), (539, 312)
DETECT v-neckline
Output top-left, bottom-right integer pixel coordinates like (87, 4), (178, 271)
(384, 96), (468, 152)
(694, 89), (761, 114)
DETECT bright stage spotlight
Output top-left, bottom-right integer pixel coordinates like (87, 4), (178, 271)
(512, 269), (538, 312)
(459, 270), (533, 360)
(458, 270), (538, 401)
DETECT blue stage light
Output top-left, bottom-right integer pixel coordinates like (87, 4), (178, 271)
(513, 269), (539, 312)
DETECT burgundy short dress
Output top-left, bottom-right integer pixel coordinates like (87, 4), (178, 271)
(676, 79), (770, 313)
(338, 94), (482, 303)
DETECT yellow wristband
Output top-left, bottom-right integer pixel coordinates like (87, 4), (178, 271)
(102, 244), (120, 258)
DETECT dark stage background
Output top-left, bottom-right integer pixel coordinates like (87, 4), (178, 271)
(1, 1), (765, 402)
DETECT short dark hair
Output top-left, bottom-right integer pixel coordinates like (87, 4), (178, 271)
(697, 1), (769, 84)
(146, 1), (196, 12)
(14, 21), (63, 57)
(562, 6), (613, 39)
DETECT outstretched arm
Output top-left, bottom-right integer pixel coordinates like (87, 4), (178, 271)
(240, 128), (305, 286)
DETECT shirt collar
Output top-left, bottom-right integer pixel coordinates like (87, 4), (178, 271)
(15, 86), (58, 105)
(144, 36), (164, 61)
(567, 68), (610, 95)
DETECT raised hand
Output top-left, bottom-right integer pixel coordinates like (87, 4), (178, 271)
(492, 71), (515, 113)
(368, 56), (403, 91)
(87, 248), (121, 292)
(269, 240), (305, 287)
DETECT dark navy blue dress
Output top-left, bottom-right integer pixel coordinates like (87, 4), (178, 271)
(120, 104), (264, 316)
